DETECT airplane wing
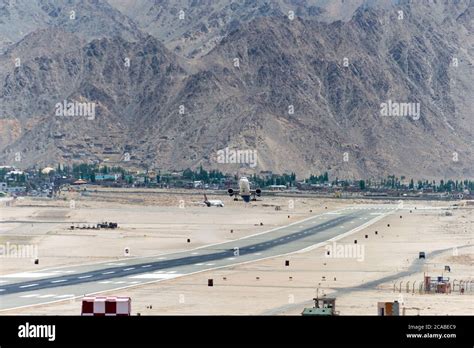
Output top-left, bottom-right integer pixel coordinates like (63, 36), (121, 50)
(227, 188), (239, 196)
(228, 189), (262, 196)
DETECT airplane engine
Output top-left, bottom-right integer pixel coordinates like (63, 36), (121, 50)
(227, 188), (234, 196)
(255, 188), (262, 197)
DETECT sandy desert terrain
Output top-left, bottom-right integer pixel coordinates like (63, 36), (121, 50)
(0, 188), (472, 315)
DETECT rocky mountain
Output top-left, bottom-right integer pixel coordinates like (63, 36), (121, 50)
(0, 0), (143, 52)
(107, 0), (376, 58)
(0, 0), (472, 179)
(0, 29), (186, 165)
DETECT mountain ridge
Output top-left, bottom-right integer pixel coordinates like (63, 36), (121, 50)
(0, 0), (472, 179)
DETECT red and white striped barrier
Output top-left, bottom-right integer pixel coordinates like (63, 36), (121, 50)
(81, 296), (131, 316)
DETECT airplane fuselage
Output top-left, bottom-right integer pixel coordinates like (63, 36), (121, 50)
(239, 177), (251, 202)
(227, 177), (261, 202)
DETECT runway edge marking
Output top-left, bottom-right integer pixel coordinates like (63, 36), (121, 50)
(0, 207), (351, 275)
(296, 209), (395, 253)
(0, 207), (397, 313)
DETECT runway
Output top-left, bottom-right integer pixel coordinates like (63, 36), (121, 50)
(0, 205), (396, 311)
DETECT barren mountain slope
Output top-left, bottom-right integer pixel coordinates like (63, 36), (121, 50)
(0, 1), (472, 179)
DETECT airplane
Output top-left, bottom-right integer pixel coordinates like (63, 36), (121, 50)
(227, 176), (261, 202)
(203, 194), (224, 207)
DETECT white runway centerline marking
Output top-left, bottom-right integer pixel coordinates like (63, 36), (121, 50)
(129, 273), (182, 280)
(52, 270), (75, 274)
(1, 207), (391, 310)
(38, 294), (56, 298)
(1, 272), (56, 279)
(20, 294), (40, 298)
(55, 294), (75, 298)
(20, 284), (38, 288)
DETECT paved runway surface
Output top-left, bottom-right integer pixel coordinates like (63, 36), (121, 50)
(0, 205), (395, 310)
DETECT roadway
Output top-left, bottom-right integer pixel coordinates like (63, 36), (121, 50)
(0, 205), (396, 311)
